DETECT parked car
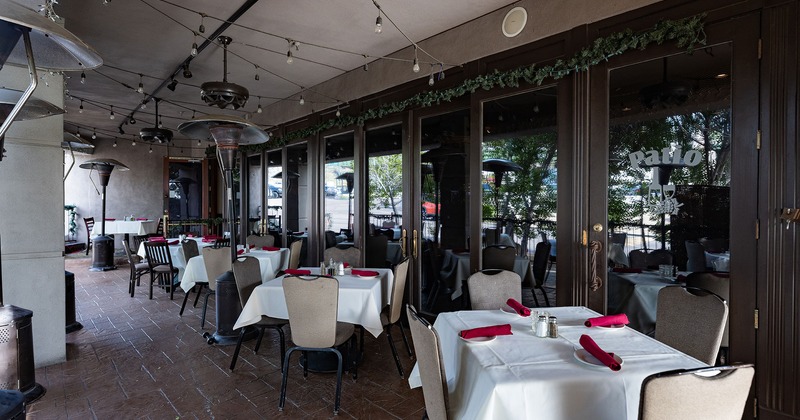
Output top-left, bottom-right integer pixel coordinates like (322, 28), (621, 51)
(268, 185), (282, 198)
(325, 186), (337, 197)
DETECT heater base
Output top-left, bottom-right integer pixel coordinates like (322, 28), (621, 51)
(21, 382), (44, 403)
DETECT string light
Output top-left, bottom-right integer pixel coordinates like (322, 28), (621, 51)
(437, 63), (445, 81)
(136, 74), (144, 94)
(336, 105), (341, 117)
(76, 128), (81, 138)
(92, 129), (97, 140)
(256, 97), (263, 114)
(103, 0), (111, 4)
(158, 118), (163, 128)
(191, 110), (196, 119)
(149, 145), (153, 153)
(363, 55), (369, 71)
(113, 139), (117, 147)
(412, 47), (420, 73)
(375, 12), (383, 33)
(428, 65), (434, 86)
(254, 65), (260, 81)
(79, 100), (84, 113)
(197, 139), (201, 146)
(286, 50), (293, 64)
(198, 14), (206, 33)
(191, 31), (198, 57)
(131, 136), (137, 146)
(80, 71), (86, 84)
(129, 117), (136, 124)
(109, 106), (115, 120)
(140, 96), (147, 109)
(299, 95), (305, 105)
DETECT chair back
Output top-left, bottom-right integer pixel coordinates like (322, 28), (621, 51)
(628, 249), (648, 269)
(699, 237), (728, 253)
(482, 245), (515, 272)
(530, 241), (551, 287)
(365, 235), (389, 268)
(467, 269), (521, 310)
(484, 228), (498, 246)
(231, 256), (261, 308)
(154, 217), (164, 236)
(324, 230), (338, 249)
(122, 241), (138, 265)
(685, 272), (731, 347)
(202, 247), (231, 290)
(387, 258), (410, 324)
(288, 239), (303, 269)
(324, 246), (361, 267)
(84, 217), (95, 236)
(639, 364), (754, 420)
(181, 239), (199, 261)
(133, 235), (149, 254)
(647, 249), (673, 267)
(406, 304), (449, 420)
(609, 232), (627, 247)
(655, 286), (728, 365)
(283, 275), (339, 348)
(246, 234), (275, 248)
(143, 241), (173, 270)
(685, 240), (707, 272)
(212, 238), (231, 249)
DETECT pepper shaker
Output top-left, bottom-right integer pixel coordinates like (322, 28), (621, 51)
(548, 316), (558, 338)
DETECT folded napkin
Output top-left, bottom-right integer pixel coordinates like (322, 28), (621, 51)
(612, 267), (641, 273)
(105, 218), (116, 221)
(284, 269), (311, 275)
(262, 246), (280, 251)
(584, 313), (629, 328)
(460, 324), (512, 339)
(149, 237), (166, 242)
(351, 269), (379, 277)
(249, 244), (256, 249)
(237, 249), (245, 255)
(506, 298), (531, 316)
(186, 233), (196, 238)
(167, 240), (179, 245)
(579, 334), (621, 371)
(135, 217), (148, 221)
(201, 235), (219, 243)
(343, 262), (350, 268)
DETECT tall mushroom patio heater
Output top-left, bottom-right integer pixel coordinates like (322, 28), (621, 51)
(179, 115), (268, 345)
(79, 159), (129, 271)
(482, 158), (522, 242)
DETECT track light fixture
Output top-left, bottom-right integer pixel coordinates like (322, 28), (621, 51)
(118, 126), (124, 134)
(80, 71), (86, 84)
(183, 64), (192, 79)
(167, 78), (178, 91)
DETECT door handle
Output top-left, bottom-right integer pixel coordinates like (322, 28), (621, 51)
(401, 229), (407, 258)
(412, 229), (418, 259)
(588, 240), (603, 292)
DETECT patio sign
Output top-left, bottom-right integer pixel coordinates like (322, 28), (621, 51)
(628, 148), (702, 215)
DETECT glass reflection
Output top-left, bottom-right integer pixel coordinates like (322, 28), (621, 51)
(246, 154), (262, 235)
(285, 143), (309, 265)
(366, 124), (403, 268)
(324, 132), (355, 250)
(266, 150), (282, 244)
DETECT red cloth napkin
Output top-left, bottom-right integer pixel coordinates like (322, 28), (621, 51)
(261, 246), (280, 251)
(135, 217), (148, 221)
(284, 269), (311, 275)
(187, 233), (195, 238)
(460, 324), (512, 339)
(237, 249), (245, 255)
(584, 314), (629, 328)
(579, 334), (621, 371)
(249, 244), (256, 249)
(343, 262), (350, 268)
(612, 267), (641, 273)
(202, 235), (219, 243)
(167, 240), (179, 245)
(506, 298), (531, 316)
(105, 218), (116, 221)
(351, 269), (379, 277)
(149, 237), (166, 242)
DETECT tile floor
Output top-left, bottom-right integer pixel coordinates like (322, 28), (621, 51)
(27, 254), (555, 419)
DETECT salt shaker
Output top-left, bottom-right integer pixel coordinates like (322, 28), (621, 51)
(535, 315), (548, 337)
(548, 316), (558, 338)
(336, 262), (345, 276)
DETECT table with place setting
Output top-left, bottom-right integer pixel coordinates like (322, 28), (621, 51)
(91, 218), (156, 237)
(607, 268), (685, 334)
(179, 248), (286, 293)
(136, 237), (211, 280)
(233, 267), (394, 337)
(439, 249), (533, 299)
(407, 306), (705, 420)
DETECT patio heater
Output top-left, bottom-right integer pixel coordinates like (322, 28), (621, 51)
(336, 172), (354, 230)
(482, 158), (522, 242)
(179, 114), (268, 345)
(79, 159), (130, 271)
(0, 1), (101, 404)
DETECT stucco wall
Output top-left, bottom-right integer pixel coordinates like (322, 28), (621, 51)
(0, 64), (67, 366)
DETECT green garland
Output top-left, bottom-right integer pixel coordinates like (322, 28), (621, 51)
(241, 14), (706, 152)
(64, 204), (78, 236)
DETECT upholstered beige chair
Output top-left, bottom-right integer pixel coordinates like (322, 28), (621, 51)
(686, 272), (731, 361)
(246, 234), (275, 248)
(143, 241), (180, 300)
(230, 256), (287, 370)
(406, 304), (450, 420)
(287, 239), (302, 270)
(379, 258), (413, 377)
(122, 241), (149, 298)
(200, 247), (231, 329)
(324, 246), (361, 267)
(655, 286), (728, 365)
(639, 364), (754, 420)
(279, 275), (357, 416)
(467, 269), (521, 310)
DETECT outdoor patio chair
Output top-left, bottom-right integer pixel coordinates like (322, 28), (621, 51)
(467, 269), (521, 310)
(83, 217), (94, 255)
(530, 240), (552, 307)
(122, 241), (149, 298)
(143, 241), (179, 300)
(655, 286), (727, 365)
(406, 304), (450, 420)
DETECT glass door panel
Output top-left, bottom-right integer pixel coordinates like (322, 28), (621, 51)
(246, 154), (262, 235)
(167, 160), (204, 237)
(418, 109), (470, 316)
(366, 124), (403, 268)
(266, 150), (283, 244)
(323, 132), (355, 251)
(605, 46), (732, 337)
(285, 143), (309, 265)
(482, 87), (558, 307)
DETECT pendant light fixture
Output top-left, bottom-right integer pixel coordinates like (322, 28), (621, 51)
(200, 36), (249, 110)
(139, 98), (172, 143)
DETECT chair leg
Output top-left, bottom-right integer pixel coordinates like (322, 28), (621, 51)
(179, 286), (193, 316)
(302, 351), (309, 378)
(200, 292), (212, 329)
(541, 285), (551, 307)
(149, 272), (156, 300)
(398, 322), (413, 358)
(385, 324), (404, 378)
(531, 285), (540, 307)
(333, 349), (343, 416)
(253, 328), (265, 353)
(278, 348), (295, 412)
(276, 327), (286, 370)
(192, 284), (204, 307)
(359, 326), (365, 355)
(169, 274), (176, 300)
(230, 327), (247, 370)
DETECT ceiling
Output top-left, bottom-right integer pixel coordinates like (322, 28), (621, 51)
(14, 0), (519, 148)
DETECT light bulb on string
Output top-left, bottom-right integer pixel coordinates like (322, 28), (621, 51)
(149, 145), (153, 153)
(299, 96), (305, 105)
(113, 139), (117, 147)
(92, 129), (97, 140)
(363, 55), (369, 71)
(197, 139), (201, 146)
(198, 14), (205, 33)
(80, 71), (86, 84)
(129, 117), (136, 125)
(257, 97), (263, 114)
(191, 32), (198, 57)
(336, 106), (341, 117)
(375, 14), (383, 33)
(103, 0), (110, 4)
(412, 58), (420, 73)
(137, 74), (144, 94)
(191, 111), (196, 119)
(79, 100), (84, 113)
(286, 50), (293, 64)
(109, 106), (115, 120)
(76, 128), (81, 138)
(254, 65), (260, 81)
(158, 118), (163, 128)
(438, 63), (445, 81)
(428, 65), (435, 86)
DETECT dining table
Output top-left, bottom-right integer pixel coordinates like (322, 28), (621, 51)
(439, 249), (533, 299)
(705, 251), (730, 271)
(91, 219), (156, 237)
(607, 269), (684, 334)
(179, 248), (287, 293)
(136, 237), (211, 280)
(233, 267), (394, 337)
(407, 306), (706, 420)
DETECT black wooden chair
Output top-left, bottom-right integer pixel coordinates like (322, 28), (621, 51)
(84, 217), (95, 255)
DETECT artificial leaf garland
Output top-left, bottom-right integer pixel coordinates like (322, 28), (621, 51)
(242, 13), (706, 152)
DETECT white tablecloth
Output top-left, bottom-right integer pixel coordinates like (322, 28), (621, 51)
(705, 251), (730, 271)
(180, 250), (279, 292)
(233, 267), (394, 337)
(607, 270), (683, 334)
(408, 307), (705, 420)
(137, 238), (212, 280)
(91, 220), (155, 236)
(440, 250), (532, 299)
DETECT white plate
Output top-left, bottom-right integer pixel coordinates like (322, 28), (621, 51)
(356, 275), (377, 279)
(459, 335), (496, 343)
(597, 324), (626, 330)
(573, 348), (623, 368)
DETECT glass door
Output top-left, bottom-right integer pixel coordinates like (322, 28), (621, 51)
(265, 150), (283, 245)
(365, 123), (404, 268)
(322, 132), (356, 253)
(284, 143), (309, 265)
